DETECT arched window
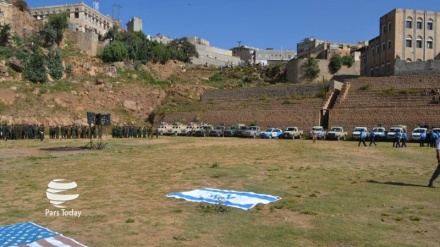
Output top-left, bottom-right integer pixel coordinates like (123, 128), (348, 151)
(417, 59), (422, 62)
(427, 18), (434, 30)
(388, 40), (392, 49)
(388, 22), (392, 31)
(416, 17), (423, 29)
(406, 58), (412, 62)
(416, 36), (423, 48)
(406, 17), (413, 28)
(427, 37), (434, 49)
(406, 35), (412, 47)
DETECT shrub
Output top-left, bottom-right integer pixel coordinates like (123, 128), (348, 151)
(13, 0), (28, 11)
(342, 55), (354, 68)
(47, 48), (64, 80)
(329, 54), (343, 74)
(101, 41), (129, 62)
(302, 57), (320, 80)
(24, 52), (47, 83)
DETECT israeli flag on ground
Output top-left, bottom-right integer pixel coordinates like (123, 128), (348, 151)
(167, 188), (281, 210)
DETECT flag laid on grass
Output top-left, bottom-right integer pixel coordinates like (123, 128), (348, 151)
(0, 222), (86, 247)
(167, 188), (281, 210)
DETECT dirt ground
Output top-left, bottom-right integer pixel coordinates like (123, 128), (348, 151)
(0, 137), (439, 246)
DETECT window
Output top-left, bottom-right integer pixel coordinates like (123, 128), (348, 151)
(406, 17), (413, 28)
(417, 59), (422, 62)
(388, 40), (392, 49)
(427, 37), (433, 49)
(371, 48), (374, 56)
(382, 43), (386, 51)
(416, 18), (423, 29)
(406, 35), (412, 47)
(388, 22), (392, 31)
(427, 19), (434, 30)
(416, 36), (423, 48)
(370, 69), (374, 77)
(387, 62), (391, 72)
(382, 25), (386, 33)
(376, 45), (379, 54)
(406, 58), (412, 62)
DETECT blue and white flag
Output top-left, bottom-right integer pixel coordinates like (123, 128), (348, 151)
(0, 222), (86, 247)
(167, 188), (281, 210)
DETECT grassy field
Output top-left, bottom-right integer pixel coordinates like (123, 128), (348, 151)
(0, 136), (439, 246)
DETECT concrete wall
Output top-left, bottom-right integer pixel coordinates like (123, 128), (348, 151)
(65, 30), (103, 56)
(192, 44), (241, 67)
(286, 58), (361, 83)
(394, 58), (440, 76)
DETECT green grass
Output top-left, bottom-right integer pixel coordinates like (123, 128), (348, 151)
(0, 138), (439, 246)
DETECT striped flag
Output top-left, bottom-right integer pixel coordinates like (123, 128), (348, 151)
(0, 222), (86, 247)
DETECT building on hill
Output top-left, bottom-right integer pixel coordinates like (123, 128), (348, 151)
(231, 46), (296, 66)
(149, 33), (173, 44)
(362, 8), (440, 77)
(29, 2), (113, 40)
(188, 36), (242, 67)
(297, 37), (366, 59)
(127, 17), (143, 32)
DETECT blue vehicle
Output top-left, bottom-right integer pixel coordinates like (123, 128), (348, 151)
(259, 128), (283, 139)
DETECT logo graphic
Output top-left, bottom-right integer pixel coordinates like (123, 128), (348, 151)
(46, 179), (79, 208)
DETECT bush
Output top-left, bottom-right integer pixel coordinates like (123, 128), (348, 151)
(24, 52), (47, 83)
(342, 55), (354, 68)
(101, 41), (129, 62)
(329, 54), (343, 74)
(47, 48), (64, 80)
(13, 0), (28, 11)
(302, 58), (320, 80)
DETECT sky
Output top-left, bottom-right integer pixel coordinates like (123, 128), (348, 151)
(26, 0), (440, 51)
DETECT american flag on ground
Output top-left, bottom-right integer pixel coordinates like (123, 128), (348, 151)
(0, 222), (86, 247)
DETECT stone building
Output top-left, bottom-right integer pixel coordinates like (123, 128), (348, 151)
(362, 8), (440, 77)
(231, 46), (296, 65)
(29, 2), (113, 39)
(297, 37), (366, 59)
(127, 17), (143, 32)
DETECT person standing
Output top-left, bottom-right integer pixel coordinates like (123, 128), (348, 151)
(420, 130), (426, 147)
(401, 131), (408, 148)
(428, 137), (440, 188)
(369, 130), (377, 146)
(312, 129), (317, 143)
(358, 129), (367, 147)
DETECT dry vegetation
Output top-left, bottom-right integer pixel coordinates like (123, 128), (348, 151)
(0, 137), (439, 246)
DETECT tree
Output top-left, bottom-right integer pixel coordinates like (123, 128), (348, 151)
(47, 48), (64, 80)
(342, 55), (354, 68)
(101, 41), (129, 62)
(13, 0), (28, 12)
(302, 57), (320, 80)
(168, 37), (198, 63)
(0, 24), (11, 46)
(41, 12), (69, 46)
(329, 54), (343, 74)
(103, 26), (121, 42)
(24, 51), (47, 83)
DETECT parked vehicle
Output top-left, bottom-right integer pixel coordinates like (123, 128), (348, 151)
(309, 126), (326, 140)
(387, 125), (407, 141)
(243, 126), (260, 138)
(282, 127), (303, 139)
(326, 127), (347, 140)
(371, 126), (387, 141)
(209, 125), (226, 137)
(259, 128), (283, 139)
(410, 127), (428, 141)
(183, 124), (198, 136)
(224, 124), (245, 137)
(235, 125), (249, 137)
(167, 123), (187, 136)
(157, 122), (172, 135)
(193, 125), (213, 137)
(352, 127), (368, 141)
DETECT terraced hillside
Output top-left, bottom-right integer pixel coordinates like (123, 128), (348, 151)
(330, 75), (440, 131)
(160, 84), (328, 131)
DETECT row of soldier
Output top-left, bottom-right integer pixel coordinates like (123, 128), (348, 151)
(48, 125), (99, 139)
(1, 124), (45, 141)
(112, 126), (158, 138)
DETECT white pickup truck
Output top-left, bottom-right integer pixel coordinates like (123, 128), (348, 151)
(309, 126), (326, 140)
(282, 127), (303, 139)
(352, 127), (368, 141)
(326, 127), (347, 141)
(387, 125), (407, 141)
